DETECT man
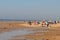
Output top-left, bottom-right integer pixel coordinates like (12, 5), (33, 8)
(45, 21), (49, 27)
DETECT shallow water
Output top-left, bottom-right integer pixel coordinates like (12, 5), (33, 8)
(0, 27), (47, 40)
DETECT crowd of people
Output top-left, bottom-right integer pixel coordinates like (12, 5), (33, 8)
(28, 20), (60, 27)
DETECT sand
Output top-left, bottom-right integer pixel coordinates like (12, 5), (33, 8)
(0, 21), (42, 33)
(0, 21), (26, 33)
(0, 21), (60, 40)
(0, 21), (41, 33)
(9, 28), (60, 40)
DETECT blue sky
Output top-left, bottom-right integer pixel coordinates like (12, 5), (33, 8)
(0, 0), (60, 20)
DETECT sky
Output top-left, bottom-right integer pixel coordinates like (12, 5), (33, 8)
(0, 0), (60, 20)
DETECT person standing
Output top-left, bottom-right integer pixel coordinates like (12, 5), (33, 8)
(45, 21), (49, 27)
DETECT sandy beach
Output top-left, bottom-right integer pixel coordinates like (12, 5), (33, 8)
(0, 21), (28, 33)
(0, 21), (60, 40)
(9, 27), (60, 40)
(0, 21), (43, 33)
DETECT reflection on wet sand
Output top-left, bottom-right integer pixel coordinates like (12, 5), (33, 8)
(9, 27), (60, 40)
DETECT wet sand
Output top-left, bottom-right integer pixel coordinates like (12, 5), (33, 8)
(9, 27), (60, 40)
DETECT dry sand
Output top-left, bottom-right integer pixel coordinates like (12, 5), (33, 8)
(0, 21), (37, 33)
(0, 21), (27, 33)
(0, 21), (43, 33)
